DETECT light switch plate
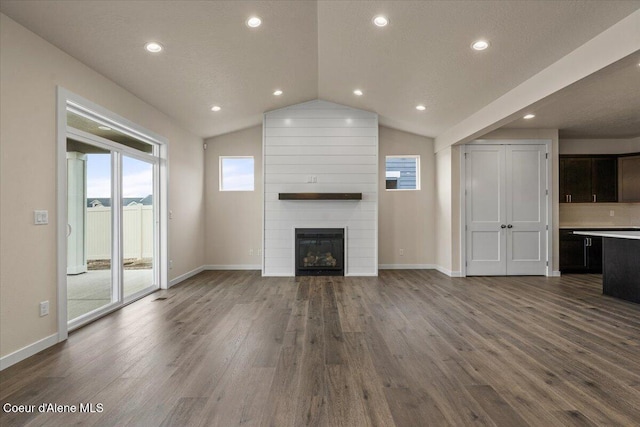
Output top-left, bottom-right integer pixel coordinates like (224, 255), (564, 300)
(34, 210), (48, 225)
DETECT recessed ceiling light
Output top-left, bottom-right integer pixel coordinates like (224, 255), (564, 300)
(144, 42), (163, 53)
(523, 114), (535, 119)
(211, 105), (221, 112)
(353, 89), (363, 96)
(273, 89), (283, 96)
(246, 16), (262, 28)
(416, 105), (426, 111)
(471, 40), (490, 51)
(372, 15), (389, 27)
(98, 125), (111, 131)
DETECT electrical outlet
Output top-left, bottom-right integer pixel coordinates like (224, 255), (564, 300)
(258, 248), (262, 256)
(249, 248), (254, 256)
(169, 260), (173, 270)
(169, 210), (173, 219)
(39, 301), (49, 317)
(399, 248), (404, 256)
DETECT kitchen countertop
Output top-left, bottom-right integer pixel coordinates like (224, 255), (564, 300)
(560, 225), (640, 229)
(574, 230), (640, 240)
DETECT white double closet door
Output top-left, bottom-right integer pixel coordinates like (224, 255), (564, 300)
(466, 144), (547, 276)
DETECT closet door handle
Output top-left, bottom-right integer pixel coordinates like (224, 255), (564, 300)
(565, 195), (569, 203)
(501, 224), (507, 229)
(593, 194), (597, 203)
(569, 195), (572, 203)
(507, 224), (513, 229)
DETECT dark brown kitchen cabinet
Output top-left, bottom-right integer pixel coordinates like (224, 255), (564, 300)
(559, 156), (617, 203)
(618, 154), (640, 202)
(559, 230), (602, 273)
(591, 157), (617, 202)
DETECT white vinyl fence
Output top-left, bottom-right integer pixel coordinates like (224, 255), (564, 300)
(86, 205), (154, 259)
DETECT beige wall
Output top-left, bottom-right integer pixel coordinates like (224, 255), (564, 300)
(204, 126), (263, 267)
(476, 128), (560, 273)
(450, 145), (462, 272)
(203, 125), (438, 269)
(560, 203), (640, 227)
(378, 127), (435, 266)
(435, 147), (453, 272)
(0, 14), (205, 358)
(559, 137), (640, 155)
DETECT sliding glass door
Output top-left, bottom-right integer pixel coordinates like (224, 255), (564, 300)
(67, 144), (115, 320)
(65, 108), (160, 329)
(122, 155), (156, 299)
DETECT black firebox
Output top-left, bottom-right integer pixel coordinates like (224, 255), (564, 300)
(295, 228), (344, 276)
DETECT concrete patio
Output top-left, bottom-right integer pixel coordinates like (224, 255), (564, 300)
(67, 268), (154, 320)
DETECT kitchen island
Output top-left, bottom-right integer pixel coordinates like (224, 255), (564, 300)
(574, 230), (640, 303)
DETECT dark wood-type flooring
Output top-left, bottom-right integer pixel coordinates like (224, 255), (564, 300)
(2, 270), (640, 426)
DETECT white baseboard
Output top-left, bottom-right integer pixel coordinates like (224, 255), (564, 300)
(550, 270), (562, 277)
(204, 264), (262, 271)
(434, 265), (463, 277)
(169, 265), (205, 287)
(345, 273), (379, 276)
(379, 264), (436, 270)
(0, 333), (59, 371)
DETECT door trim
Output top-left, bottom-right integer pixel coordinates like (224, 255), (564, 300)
(460, 139), (553, 277)
(56, 87), (169, 342)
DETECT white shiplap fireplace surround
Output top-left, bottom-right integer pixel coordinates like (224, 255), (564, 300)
(263, 100), (378, 276)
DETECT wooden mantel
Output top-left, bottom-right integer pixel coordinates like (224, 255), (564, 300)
(279, 193), (362, 201)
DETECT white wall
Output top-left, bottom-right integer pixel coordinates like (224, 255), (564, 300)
(378, 127), (435, 267)
(263, 100), (378, 276)
(0, 14), (205, 361)
(204, 126), (263, 268)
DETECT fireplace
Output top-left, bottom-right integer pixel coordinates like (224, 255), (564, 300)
(295, 228), (344, 276)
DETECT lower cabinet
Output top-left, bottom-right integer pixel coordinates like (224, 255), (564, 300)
(559, 230), (602, 273)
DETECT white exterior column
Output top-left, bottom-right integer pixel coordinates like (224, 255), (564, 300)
(66, 152), (87, 274)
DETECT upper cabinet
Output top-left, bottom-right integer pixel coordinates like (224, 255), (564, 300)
(559, 155), (617, 203)
(618, 154), (640, 202)
(591, 157), (618, 202)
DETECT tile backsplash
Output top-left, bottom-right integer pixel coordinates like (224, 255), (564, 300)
(560, 203), (640, 227)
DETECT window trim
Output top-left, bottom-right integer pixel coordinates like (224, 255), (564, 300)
(385, 155), (421, 191)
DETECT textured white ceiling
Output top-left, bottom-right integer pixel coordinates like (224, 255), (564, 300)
(1, 0), (639, 139)
(503, 52), (640, 139)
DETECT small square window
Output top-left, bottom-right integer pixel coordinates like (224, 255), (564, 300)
(385, 155), (420, 190)
(220, 156), (254, 191)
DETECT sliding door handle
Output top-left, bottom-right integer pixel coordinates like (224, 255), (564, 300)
(569, 195), (572, 203)
(593, 194), (597, 202)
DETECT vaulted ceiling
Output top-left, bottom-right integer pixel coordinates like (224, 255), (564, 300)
(1, 1), (639, 141)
